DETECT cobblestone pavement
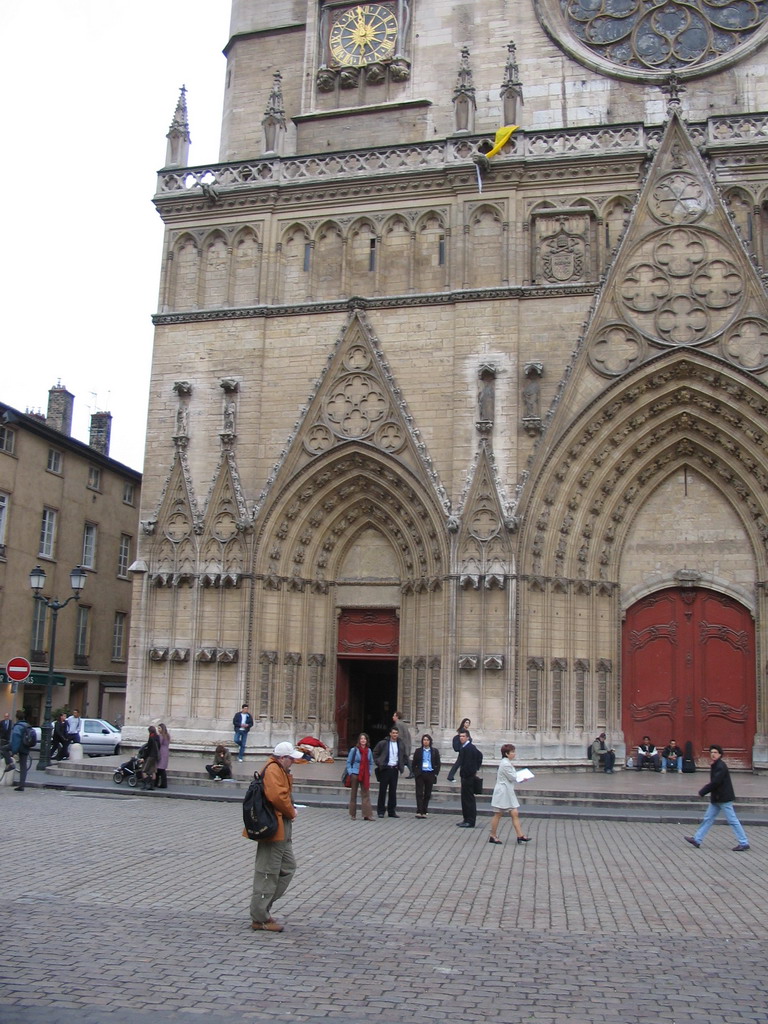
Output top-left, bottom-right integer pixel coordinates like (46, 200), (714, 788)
(2, 789), (766, 1024)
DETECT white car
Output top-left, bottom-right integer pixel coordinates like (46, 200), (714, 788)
(33, 718), (121, 757)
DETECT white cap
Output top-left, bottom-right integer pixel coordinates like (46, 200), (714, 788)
(273, 741), (303, 759)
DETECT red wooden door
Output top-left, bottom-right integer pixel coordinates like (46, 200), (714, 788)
(335, 609), (399, 748)
(622, 588), (755, 768)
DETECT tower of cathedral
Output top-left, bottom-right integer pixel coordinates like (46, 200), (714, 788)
(127, 0), (768, 767)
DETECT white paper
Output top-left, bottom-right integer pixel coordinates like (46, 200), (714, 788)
(515, 768), (534, 783)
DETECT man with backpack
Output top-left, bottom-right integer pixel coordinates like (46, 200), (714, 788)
(10, 710), (34, 791)
(250, 742), (302, 933)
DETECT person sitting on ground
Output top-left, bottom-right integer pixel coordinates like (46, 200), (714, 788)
(661, 739), (683, 774)
(206, 744), (232, 781)
(591, 732), (615, 773)
(636, 736), (661, 771)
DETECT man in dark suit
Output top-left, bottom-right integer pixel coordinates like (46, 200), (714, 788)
(373, 727), (406, 818)
(447, 729), (483, 827)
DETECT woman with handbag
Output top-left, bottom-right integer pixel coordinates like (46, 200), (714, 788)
(412, 733), (441, 818)
(345, 733), (374, 820)
(488, 744), (531, 845)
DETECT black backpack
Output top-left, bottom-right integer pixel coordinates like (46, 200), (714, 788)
(242, 769), (278, 841)
(22, 726), (37, 749)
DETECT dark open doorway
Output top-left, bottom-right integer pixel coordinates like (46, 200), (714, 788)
(336, 658), (398, 753)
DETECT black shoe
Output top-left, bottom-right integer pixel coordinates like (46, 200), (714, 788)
(13, 786), (24, 792)
(377, 813), (385, 818)
(517, 836), (532, 844)
(457, 822), (474, 828)
(388, 813), (399, 818)
(732, 844), (750, 851)
(684, 836), (701, 848)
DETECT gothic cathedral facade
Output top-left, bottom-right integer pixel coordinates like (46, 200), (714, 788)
(127, 0), (768, 767)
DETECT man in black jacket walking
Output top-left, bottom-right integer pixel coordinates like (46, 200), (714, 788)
(685, 744), (750, 851)
(447, 729), (483, 828)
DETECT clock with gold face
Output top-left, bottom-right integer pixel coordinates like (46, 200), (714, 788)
(329, 4), (399, 67)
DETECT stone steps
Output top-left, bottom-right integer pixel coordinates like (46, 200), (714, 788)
(41, 761), (768, 814)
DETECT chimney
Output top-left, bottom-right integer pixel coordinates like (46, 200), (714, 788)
(47, 384), (74, 436)
(89, 411), (112, 456)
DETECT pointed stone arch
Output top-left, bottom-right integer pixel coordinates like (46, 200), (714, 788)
(278, 222), (311, 303)
(452, 444), (516, 727)
(198, 450), (250, 579)
(201, 230), (229, 309)
(336, 524), (400, 582)
(150, 454), (200, 558)
(347, 217), (378, 296)
(252, 308), (451, 523)
(519, 351), (768, 584)
(231, 226), (262, 306)
(169, 232), (200, 311)
(249, 445), (448, 742)
(457, 445), (514, 589)
(379, 214), (411, 295)
(466, 203), (504, 288)
(255, 446), (446, 589)
(602, 195), (633, 266)
(414, 210), (448, 293)
(314, 220), (344, 299)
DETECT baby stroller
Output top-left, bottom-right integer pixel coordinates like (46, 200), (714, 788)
(113, 755), (143, 788)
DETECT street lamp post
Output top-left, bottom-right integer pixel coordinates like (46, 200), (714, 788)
(29, 564), (87, 770)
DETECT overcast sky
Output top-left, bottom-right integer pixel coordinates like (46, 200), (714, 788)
(0, 2), (231, 470)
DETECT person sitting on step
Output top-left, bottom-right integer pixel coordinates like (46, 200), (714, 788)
(636, 736), (661, 771)
(590, 732), (615, 773)
(206, 744), (233, 781)
(661, 739), (683, 774)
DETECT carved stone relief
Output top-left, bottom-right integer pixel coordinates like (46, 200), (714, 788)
(457, 448), (514, 589)
(587, 117), (768, 378)
(533, 211), (593, 285)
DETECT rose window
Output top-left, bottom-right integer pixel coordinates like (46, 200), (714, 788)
(535, 1), (768, 80)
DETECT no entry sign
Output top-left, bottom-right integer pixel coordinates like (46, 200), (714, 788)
(5, 657), (32, 683)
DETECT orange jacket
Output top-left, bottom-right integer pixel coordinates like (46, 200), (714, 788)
(261, 757), (296, 842)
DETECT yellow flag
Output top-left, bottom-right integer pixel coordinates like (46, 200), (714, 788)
(485, 125), (518, 159)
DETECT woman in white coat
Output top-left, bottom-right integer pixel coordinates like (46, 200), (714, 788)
(488, 744), (532, 845)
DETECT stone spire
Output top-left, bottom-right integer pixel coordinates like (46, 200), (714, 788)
(262, 71), (286, 154)
(453, 47), (476, 134)
(165, 85), (191, 168)
(500, 40), (524, 125)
